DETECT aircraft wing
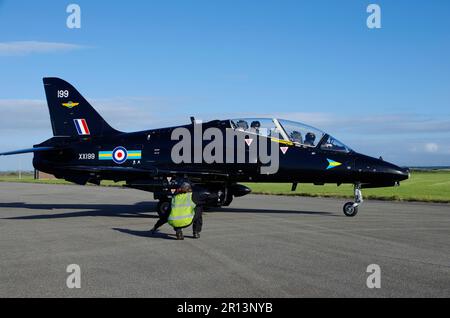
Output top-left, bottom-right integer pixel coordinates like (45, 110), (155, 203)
(157, 169), (229, 177)
(65, 166), (228, 178)
(64, 165), (157, 175)
(0, 147), (55, 156)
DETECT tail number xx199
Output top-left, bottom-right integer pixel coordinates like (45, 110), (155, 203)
(79, 153), (95, 160)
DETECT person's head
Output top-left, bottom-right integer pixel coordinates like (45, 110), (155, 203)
(178, 182), (192, 193)
(306, 132), (315, 139)
(305, 132), (316, 145)
(291, 131), (302, 143)
(251, 121), (261, 130)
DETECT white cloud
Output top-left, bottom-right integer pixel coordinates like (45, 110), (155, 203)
(0, 99), (50, 130)
(1, 100), (450, 137)
(0, 41), (85, 56)
(0, 97), (186, 132)
(425, 143), (439, 153)
(1, 99), (450, 169)
(266, 112), (450, 135)
(410, 142), (449, 155)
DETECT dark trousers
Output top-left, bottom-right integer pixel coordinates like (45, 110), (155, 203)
(192, 206), (203, 233)
(153, 207), (203, 233)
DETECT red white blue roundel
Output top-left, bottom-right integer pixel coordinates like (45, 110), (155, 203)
(112, 147), (128, 164)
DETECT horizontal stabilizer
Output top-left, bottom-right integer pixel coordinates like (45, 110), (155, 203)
(0, 147), (54, 156)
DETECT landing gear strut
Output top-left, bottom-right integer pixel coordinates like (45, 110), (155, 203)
(343, 184), (363, 217)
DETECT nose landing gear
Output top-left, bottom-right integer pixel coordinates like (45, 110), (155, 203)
(343, 183), (363, 217)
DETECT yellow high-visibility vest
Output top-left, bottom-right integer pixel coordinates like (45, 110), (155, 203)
(168, 193), (196, 228)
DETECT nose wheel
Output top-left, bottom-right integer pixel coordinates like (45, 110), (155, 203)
(343, 184), (363, 217)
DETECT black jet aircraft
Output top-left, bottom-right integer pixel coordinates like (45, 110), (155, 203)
(0, 78), (409, 217)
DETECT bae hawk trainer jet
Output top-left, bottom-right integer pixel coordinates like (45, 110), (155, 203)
(0, 78), (409, 217)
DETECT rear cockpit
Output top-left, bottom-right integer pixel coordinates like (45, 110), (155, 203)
(230, 118), (352, 153)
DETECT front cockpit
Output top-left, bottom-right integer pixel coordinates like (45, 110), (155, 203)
(230, 118), (353, 153)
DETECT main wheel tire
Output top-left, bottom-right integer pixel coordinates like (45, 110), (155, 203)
(156, 200), (171, 218)
(343, 202), (358, 217)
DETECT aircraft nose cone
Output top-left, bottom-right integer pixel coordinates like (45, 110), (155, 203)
(386, 165), (410, 182)
(399, 167), (410, 181)
(355, 154), (409, 186)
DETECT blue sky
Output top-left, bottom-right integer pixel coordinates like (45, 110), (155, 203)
(0, 0), (449, 170)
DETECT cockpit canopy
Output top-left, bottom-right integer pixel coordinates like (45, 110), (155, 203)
(230, 118), (352, 153)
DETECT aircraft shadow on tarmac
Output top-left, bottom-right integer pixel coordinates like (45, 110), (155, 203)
(0, 201), (159, 220)
(112, 228), (196, 240)
(216, 207), (335, 216)
(0, 201), (336, 221)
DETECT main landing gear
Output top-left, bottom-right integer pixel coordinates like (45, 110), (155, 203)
(156, 199), (171, 218)
(343, 183), (363, 217)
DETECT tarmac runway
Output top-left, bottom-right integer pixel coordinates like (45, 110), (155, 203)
(0, 182), (449, 298)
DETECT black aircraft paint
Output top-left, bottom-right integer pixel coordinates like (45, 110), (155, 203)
(1, 78), (409, 217)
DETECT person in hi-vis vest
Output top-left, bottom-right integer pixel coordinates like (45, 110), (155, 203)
(150, 182), (205, 240)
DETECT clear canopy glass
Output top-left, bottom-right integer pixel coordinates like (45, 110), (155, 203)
(231, 118), (284, 139)
(230, 118), (352, 152)
(277, 119), (325, 147)
(320, 135), (352, 153)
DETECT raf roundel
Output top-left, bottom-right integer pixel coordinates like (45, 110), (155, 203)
(112, 147), (128, 164)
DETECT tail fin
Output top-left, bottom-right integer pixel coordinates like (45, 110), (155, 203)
(43, 77), (121, 137)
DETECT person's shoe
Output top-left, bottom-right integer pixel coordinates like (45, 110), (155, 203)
(176, 231), (184, 240)
(193, 232), (200, 239)
(149, 228), (159, 234)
